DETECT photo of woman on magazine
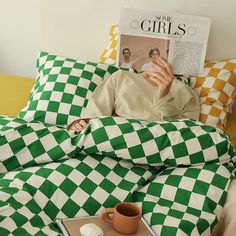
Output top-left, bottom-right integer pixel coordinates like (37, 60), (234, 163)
(119, 48), (135, 70)
(118, 34), (170, 73)
(141, 47), (169, 72)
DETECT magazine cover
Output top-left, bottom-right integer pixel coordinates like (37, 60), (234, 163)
(117, 7), (211, 76)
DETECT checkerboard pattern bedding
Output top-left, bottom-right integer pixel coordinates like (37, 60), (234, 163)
(18, 52), (120, 125)
(134, 163), (233, 235)
(190, 59), (236, 130)
(0, 116), (235, 235)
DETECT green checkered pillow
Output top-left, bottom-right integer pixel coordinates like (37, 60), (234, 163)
(18, 51), (119, 125)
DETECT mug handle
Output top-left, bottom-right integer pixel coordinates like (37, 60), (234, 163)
(101, 208), (114, 224)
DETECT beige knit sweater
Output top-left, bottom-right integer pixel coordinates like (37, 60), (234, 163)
(81, 70), (200, 121)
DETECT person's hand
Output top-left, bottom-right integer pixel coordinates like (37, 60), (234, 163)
(143, 58), (174, 99)
(67, 119), (89, 133)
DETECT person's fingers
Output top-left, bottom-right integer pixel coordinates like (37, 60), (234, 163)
(148, 73), (169, 87)
(157, 68), (172, 82)
(151, 78), (166, 91)
(156, 61), (166, 69)
(67, 120), (79, 131)
(158, 57), (170, 68)
(67, 118), (90, 133)
(151, 62), (163, 71)
(151, 74), (168, 85)
(79, 120), (88, 127)
(148, 72), (169, 85)
(148, 77), (162, 87)
(166, 64), (173, 78)
(158, 57), (168, 65)
(154, 58), (173, 76)
(151, 63), (173, 82)
(159, 58), (173, 77)
(75, 123), (83, 131)
(159, 57), (167, 62)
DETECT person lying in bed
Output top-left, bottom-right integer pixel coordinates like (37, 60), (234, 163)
(67, 58), (200, 132)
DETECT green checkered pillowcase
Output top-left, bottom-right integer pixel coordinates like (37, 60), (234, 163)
(18, 51), (119, 125)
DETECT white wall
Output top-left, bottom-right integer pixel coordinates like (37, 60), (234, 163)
(1, 0), (236, 78)
(41, 0), (236, 62)
(0, 0), (40, 78)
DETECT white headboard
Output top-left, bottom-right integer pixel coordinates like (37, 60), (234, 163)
(41, 0), (236, 62)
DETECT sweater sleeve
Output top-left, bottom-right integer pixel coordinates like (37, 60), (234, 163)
(80, 72), (118, 118)
(155, 80), (200, 120)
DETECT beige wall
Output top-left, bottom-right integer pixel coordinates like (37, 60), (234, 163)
(41, 0), (236, 62)
(1, 0), (236, 78)
(0, 0), (40, 78)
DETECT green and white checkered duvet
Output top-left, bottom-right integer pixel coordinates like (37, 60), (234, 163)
(0, 116), (235, 235)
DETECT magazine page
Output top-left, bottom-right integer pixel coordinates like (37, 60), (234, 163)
(117, 7), (211, 76)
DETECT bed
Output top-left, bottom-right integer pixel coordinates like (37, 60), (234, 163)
(0, 52), (235, 236)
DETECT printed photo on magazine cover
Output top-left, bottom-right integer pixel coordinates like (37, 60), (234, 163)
(119, 34), (170, 73)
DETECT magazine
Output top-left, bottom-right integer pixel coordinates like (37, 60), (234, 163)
(117, 7), (211, 76)
(55, 215), (155, 236)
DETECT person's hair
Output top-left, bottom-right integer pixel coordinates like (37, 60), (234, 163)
(149, 48), (160, 58)
(123, 48), (131, 55)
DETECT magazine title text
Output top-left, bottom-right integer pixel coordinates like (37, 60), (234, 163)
(141, 15), (186, 36)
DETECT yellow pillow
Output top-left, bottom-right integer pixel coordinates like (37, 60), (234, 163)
(190, 60), (236, 130)
(99, 24), (118, 65)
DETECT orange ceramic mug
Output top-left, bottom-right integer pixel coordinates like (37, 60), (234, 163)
(101, 202), (141, 235)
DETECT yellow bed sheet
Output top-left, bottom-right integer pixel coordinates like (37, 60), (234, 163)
(0, 73), (34, 117)
(0, 73), (235, 148)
